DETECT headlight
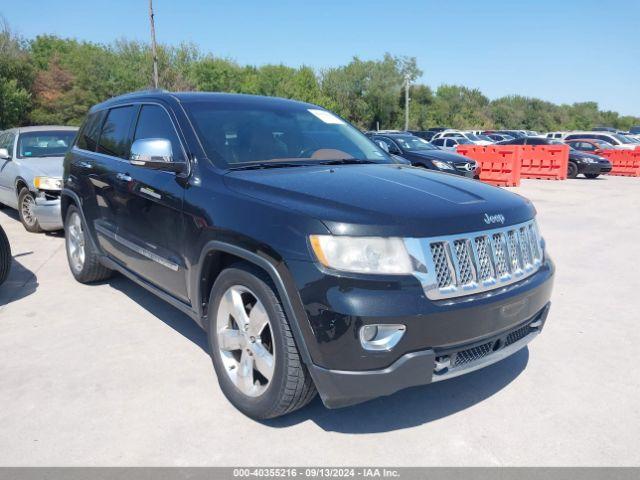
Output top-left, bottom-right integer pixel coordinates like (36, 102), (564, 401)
(309, 235), (413, 275)
(581, 158), (597, 164)
(432, 160), (454, 170)
(34, 176), (63, 191)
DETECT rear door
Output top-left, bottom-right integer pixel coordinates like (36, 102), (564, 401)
(88, 105), (138, 260)
(107, 103), (189, 301)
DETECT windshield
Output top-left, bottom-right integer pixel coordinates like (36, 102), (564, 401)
(393, 136), (437, 151)
(183, 101), (391, 167)
(17, 130), (77, 158)
(465, 133), (481, 141)
(457, 138), (473, 145)
(613, 134), (632, 144)
(477, 134), (493, 142)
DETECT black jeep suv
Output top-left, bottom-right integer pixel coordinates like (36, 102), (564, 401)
(62, 91), (554, 419)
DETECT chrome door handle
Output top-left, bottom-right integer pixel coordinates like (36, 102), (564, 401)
(116, 173), (132, 182)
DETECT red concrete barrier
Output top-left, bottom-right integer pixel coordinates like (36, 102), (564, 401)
(456, 145), (521, 187)
(520, 145), (569, 180)
(599, 149), (640, 177)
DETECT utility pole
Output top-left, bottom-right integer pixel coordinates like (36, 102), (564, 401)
(404, 74), (410, 131)
(149, 0), (159, 89)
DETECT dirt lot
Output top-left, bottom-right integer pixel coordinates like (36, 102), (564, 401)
(1, 176), (639, 466)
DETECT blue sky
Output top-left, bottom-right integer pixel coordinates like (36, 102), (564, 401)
(2, 0), (638, 115)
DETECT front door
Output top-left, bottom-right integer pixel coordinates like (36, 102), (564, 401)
(109, 103), (189, 302)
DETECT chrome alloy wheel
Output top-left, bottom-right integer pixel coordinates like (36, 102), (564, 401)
(66, 212), (86, 272)
(20, 193), (37, 227)
(216, 285), (275, 397)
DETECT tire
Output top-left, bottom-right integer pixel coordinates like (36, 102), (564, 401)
(0, 224), (11, 286)
(64, 205), (112, 283)
(18, 188), (43, 233)
(585, 173), (600, 179)
(567, 162), (578, 179)
(207, 265), (316, 419)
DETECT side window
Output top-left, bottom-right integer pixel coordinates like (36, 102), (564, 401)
(133, 105), (184, 162)
(1, 132), (15, 155)
(76, 110), (106, 152)
(97, 106), (137, 159)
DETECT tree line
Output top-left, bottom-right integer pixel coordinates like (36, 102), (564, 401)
(2, 20), (638, 132)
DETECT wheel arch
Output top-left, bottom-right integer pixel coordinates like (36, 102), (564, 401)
(195, 241), (314, 367)
(15, 177), (29, 195)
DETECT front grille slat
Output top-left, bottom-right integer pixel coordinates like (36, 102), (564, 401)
(423, 220), (543, 300)
(453, 239), (475, 285)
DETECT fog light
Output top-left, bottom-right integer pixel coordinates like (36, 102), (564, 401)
(359, 324), (406, 351)
(361, 325), (378, 342)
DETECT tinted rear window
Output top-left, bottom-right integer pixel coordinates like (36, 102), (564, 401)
(97, 106), (137, 159)
(76, 111), (106, 152)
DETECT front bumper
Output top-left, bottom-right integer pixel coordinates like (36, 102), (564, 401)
(576, 162), (601, 175)
(311, 304), (549, 408)
(33, 195), (63, 231)
(286, 257), (554, 408)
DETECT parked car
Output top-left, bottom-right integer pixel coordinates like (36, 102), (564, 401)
(486, 130), (527, 139)
(0, 126), (78, 232)
(563, 131), (638, 150)
(368, 132), (478, 177)
(408, 130), (436, 141)
(0, 224), (10, 286)
(629, 126), (640, 135)
(431, 136), (475, 150)
(486, 133), (515, 142)
(545, 131), (567, 139)
(565, 138), (615, 156)
(432, 130), (492, 146)
(497, 137), (611, 178)
(63, 90), (554, 419)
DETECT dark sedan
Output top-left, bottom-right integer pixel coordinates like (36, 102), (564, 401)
(496, 136), (611, 179)
(368, 133), (478, 177)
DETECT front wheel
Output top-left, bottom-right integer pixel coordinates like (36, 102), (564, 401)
(567, 162), (578, 179)
(207, 265), (316, 419)
(584, 173), (600, 179)
(18, 188), (43, 233)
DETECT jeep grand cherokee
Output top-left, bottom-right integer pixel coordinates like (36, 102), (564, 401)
(62, 91), (554, 419)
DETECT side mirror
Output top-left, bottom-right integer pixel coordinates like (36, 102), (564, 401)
(130, 138), (186, 173)
(376, 140), (390, 153)
(0, 148), (10, 160)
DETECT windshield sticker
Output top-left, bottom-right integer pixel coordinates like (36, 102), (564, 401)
(308, 109), (345, 125)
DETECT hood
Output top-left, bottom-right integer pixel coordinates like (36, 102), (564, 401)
(224, 164), (535, 237)
(406, 149), (474, 164)
(18, 156), (65, 178)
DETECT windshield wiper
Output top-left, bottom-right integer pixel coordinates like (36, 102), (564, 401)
(316, 158), (376, 165)
(229, 162), (316, 171)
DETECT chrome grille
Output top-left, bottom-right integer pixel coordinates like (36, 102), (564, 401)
(474, 236), (494, 281)
(411, 220), (544, 300)
(492, 233), (509, 278)
(430, 242), (453, 288)
(453, 239), (475, 285)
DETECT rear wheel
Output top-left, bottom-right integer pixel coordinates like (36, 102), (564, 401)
(64, 205), (112, 283)
(0, 224), (11, 286)
(207, 265), (316, 419)
(567, 162), (578, 179)
(585, 173), (600, 179)
(18, 188), (43, 233)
